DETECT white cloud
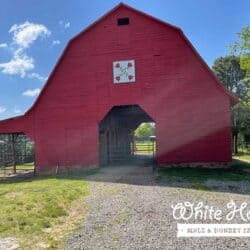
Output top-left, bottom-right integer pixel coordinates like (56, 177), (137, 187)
(64, 22), (70, 28)
(0, 54), (34, 77)
(13, 108), (21, 114)
(28, 72), (47, 82)
(59, 20), (70, 29)
(0, 43), (7, 48)
(9, 21), (51, 48)
(22, 88), (41, 97)
(0, 21), (50, 79)
(0, 106), (6, 114)
(52, 40), (61, 46)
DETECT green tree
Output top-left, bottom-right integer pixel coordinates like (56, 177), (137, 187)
(230, 26), (250, 153)
(231, 26), (250, 106)
(232, 105), (250, 153)
(134, 123), (155, 140)
(212, 55), (250, 154)
(212, 56), (248, 102)
(231, 26), (250, 73)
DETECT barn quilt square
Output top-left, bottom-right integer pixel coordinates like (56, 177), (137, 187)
(113, 60), (136, 83)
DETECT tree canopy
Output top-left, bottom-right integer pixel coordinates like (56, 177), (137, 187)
(212, 56), (248, 102)
(231, 26), (250, 73)
(212, 27), (250, 153)
(134, 123), (155, 140)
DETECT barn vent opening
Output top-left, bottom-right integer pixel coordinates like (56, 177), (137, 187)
(117, 17), (130, 26)
(99, 105), (156, 166)
(0, 133), (35, 178)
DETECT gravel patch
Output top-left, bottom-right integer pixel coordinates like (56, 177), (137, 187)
(0, 238), (19, 250)
(67, 165), (250, 250)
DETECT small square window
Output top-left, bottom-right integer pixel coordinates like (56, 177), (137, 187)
(117, 18), (129, 26)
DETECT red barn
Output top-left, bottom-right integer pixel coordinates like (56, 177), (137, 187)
(0, 3), (237, 175)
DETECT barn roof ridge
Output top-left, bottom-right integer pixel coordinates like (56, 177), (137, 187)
(0, 115), (23, 123)
(0, 2), (237, 123)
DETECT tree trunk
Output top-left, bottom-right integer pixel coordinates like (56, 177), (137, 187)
(234, 133), (238, 155)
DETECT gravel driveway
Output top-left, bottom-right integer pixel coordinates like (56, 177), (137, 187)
(67, 165), (250, 250)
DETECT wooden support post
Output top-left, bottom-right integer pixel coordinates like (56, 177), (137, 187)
(9, 133), (19, 174)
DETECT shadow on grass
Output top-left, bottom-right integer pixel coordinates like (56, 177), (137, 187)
(1, 160), (249, 195)
(158, 160), (250, 181)
(0, 169), (100, 185)
(155, 159), (250, 194)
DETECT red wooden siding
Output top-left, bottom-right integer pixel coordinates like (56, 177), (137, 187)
(0, 3), (237, 174)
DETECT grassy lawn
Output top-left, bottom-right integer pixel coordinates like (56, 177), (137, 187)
(0, 169), (98, 249)
(157, 161), (250, 190)
(0, 163), (34, 174)
(233, 153), (250, 162)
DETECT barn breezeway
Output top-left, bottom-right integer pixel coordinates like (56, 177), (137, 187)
(99, 105), (156, 166)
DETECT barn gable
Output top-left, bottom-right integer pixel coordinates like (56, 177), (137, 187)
(25, 2), (236, 116)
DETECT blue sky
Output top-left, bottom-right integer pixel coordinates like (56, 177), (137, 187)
(0, 0), (249, 119)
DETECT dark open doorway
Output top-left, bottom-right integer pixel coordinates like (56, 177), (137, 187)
(99, 105), (156, 166)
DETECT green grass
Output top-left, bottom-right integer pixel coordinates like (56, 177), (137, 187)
(0, 169), (98, 249)
(157, 162), (250, 190)
(234, 153), (250, 162)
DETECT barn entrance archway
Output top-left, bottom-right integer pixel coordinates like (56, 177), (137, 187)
(99, 105), (155, 166)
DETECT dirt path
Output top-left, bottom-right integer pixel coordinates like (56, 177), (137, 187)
(67, 165), (250, 250)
